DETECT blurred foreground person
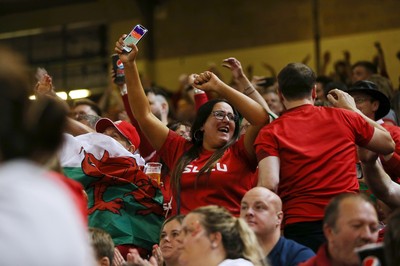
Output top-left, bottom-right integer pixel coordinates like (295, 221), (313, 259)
(0, 46), (95, 265)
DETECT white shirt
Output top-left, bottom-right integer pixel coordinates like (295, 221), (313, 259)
(0, 160), (95, 266)
(218, 258), (255, 266)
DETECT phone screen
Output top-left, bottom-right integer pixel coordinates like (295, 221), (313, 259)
(123, 24), (148, 52)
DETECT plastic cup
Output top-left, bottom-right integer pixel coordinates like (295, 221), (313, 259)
(144, 162), (162, 185)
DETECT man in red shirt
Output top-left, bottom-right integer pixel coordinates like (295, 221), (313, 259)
(299, 193), (379, 266)
(254, 63), (394, 252)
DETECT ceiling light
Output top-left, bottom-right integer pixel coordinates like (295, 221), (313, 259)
(69, 89), (91, 99)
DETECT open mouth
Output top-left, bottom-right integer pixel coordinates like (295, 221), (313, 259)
(218, 126), (229, 133)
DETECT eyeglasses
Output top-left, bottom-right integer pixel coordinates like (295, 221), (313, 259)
(211, 110), (238, 121)
(353, 97), (372, 104)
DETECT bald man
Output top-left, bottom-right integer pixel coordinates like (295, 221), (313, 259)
(240, 187), (314, 266)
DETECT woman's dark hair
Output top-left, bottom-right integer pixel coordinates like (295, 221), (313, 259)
(167, 121), (191, 132)
(170, 99), (240, 197)
(0, 46), (68, 162)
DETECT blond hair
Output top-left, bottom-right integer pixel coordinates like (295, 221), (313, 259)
(192, 205), (268, 266)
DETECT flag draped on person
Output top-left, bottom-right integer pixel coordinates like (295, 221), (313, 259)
(59, 133), (164, 250)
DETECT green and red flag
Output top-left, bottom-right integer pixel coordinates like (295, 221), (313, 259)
(59, 133), (164, 250)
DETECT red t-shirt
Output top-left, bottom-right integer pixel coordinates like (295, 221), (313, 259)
(255, 104), (374, 226)
(381, 123), (400, 183)
(159, 130), (258, 216)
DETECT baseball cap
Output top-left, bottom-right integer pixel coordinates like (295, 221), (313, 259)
(95, 118), (140, 149)
(347, 80), (391, 120)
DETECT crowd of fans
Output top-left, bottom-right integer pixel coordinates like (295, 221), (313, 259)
(0, 36), (399, 266)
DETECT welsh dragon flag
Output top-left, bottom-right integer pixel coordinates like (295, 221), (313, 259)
(59, 133), (164, 250)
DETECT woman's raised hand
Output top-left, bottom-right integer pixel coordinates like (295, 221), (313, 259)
(115, 35), (139, 65)
(192, 71), (225, 93)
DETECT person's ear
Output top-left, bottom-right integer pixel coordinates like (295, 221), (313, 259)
(311, 84), (317, 100)
(371, 100), (380, 113)
(209, 232), (222, 249)
(276, 211), (283, 227)
(323, 223), (335, 243)
(161, 102), (169, 113)
(99, 256), (110, 266)
(128, 144), (136, 153)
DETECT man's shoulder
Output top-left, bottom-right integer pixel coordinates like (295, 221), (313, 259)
(275, 104), (357, 121)
(278, 237), (315, 254)
(302, 105), (364, 124)
(269, 237), (316, 266)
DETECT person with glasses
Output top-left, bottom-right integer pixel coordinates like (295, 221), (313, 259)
(347, 80), (400, 184)
(114, 38), (270, 217)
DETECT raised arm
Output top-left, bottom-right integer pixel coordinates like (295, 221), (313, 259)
(34, 69), (95, 136)
(327, 89), (395, 155)
(193, 71), (270, 159)
(320, 51), (331, 76)
(65, 117), (95, 136)
(358, 147), (400, 209)
(374, 42), (390, 79)
(222, 57), (277, 119)
(115, 37), (169, 151)
(194, 71), (269, 126)
(221, 58), (276, 158)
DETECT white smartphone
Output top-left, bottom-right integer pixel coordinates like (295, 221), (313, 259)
(123, 24), (148, 52)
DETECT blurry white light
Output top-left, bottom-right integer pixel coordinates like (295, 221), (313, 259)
(56, 91), (68, 100)
(69, 89), (91, 99)
(29, 95), (36, 100)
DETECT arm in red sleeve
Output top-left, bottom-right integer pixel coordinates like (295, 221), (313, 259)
(121, 93), (157, 161)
